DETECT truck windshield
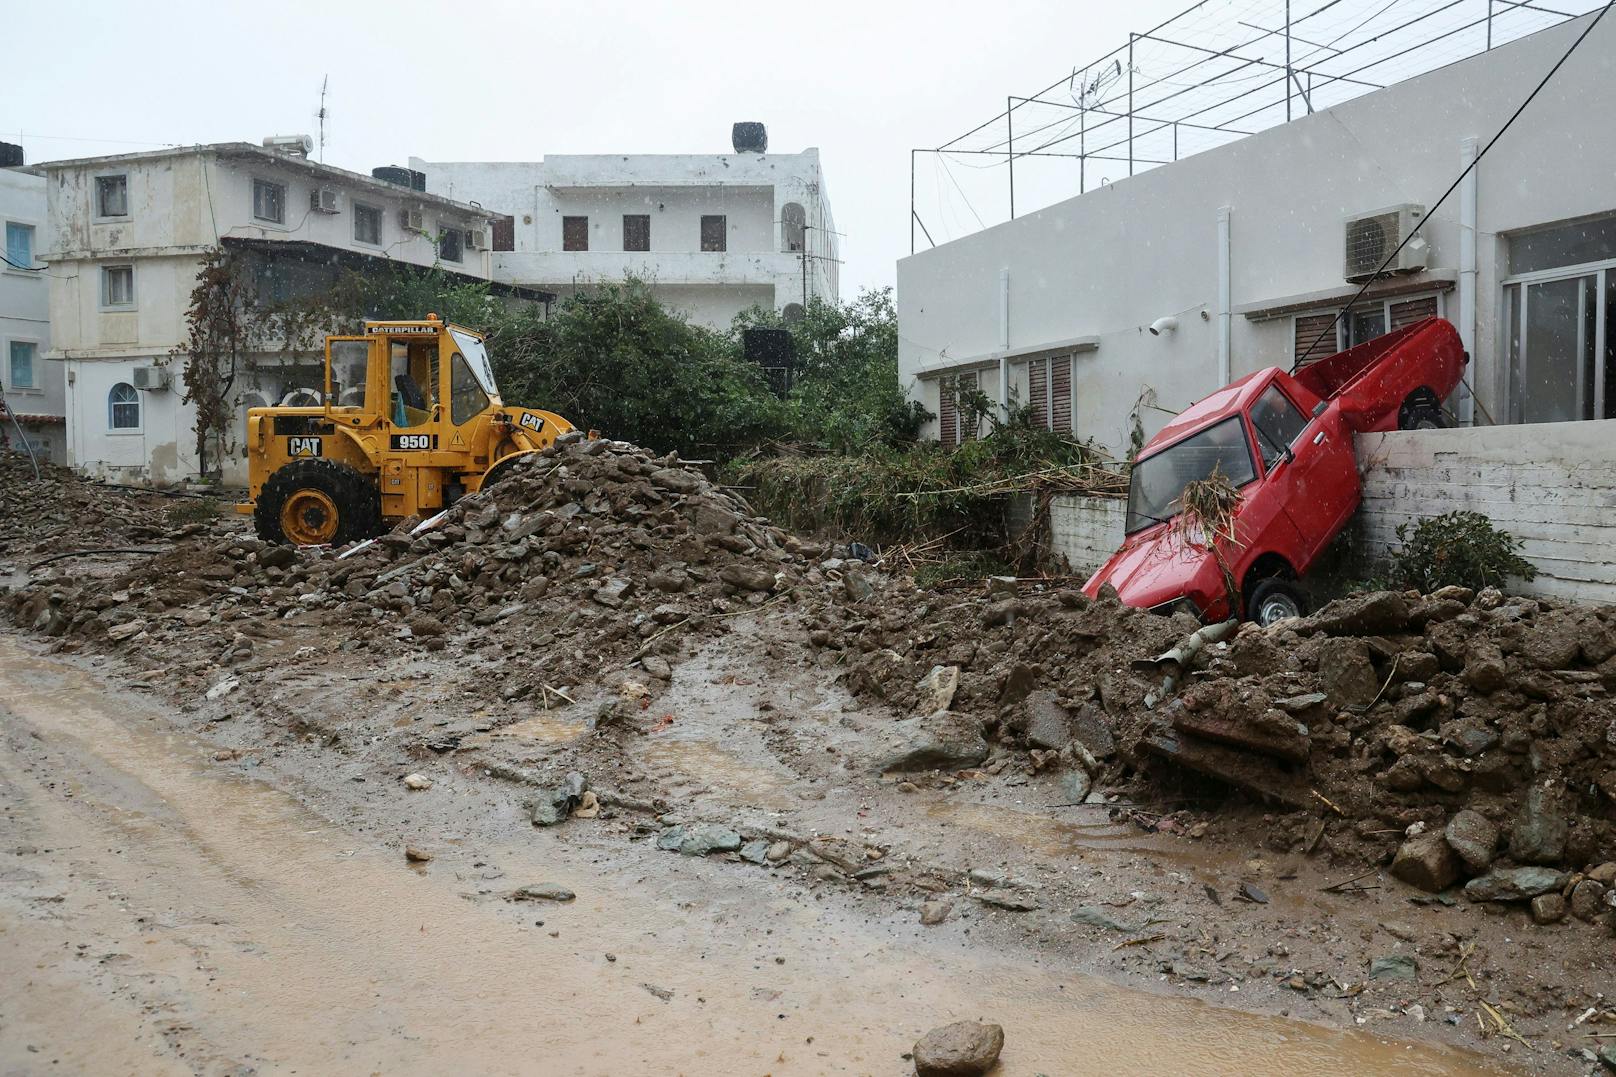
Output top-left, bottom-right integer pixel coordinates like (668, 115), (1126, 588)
(1125, 415), (1256, 534)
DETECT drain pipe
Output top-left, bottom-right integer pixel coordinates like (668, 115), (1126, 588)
(1456, 136), (1478, 426)
(1216, 207), (1232, 385)
(998, 268), (1012, 423)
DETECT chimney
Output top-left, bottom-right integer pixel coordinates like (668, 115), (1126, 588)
(731, 122), (767, 154)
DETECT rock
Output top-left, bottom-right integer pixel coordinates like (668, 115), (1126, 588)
(406, 612), (446, 637)
(105, 620), (146, 641)
(404, 845), (433, 863)
(1509, 784), (1569, 866)
(1569, 879), (1607, 922)
(401, 773), (433, 791)
(876, 710), (989, 773)
(527, 771), (589, 827)
(1520, 611), (1581, 669)
(1443, 810), (1499, 873)
(1464, 866), (1569, 902)
(998, 663), (1037, 705)
(1530, 892), (1567, 924)
(655, 823), (742, 856)
(1462, 642), (1507, 693)
(920, 899), (952, 925)
(641, 655), (672, 680)
(912, 1021), (1004, 1077)
(1589, 862), (1616, 886)
(1069, 906), (1139, 933)
(1598, 1044), (1616, 1072)
(982, 599), (1022, 628)
(205, 677), (240, 701)
(842, 570), (874, 603)
(917, 665), (961, 714)
(259, 545), (297, 569)
(972, 891), (1039, 911)
(1369, 954), (1418, 981)
(1390, 833), (1460, 893)
(593, 577), (635, 608)
(719, 565), (776, 593)
(1310, 590), (1410, 636)
(1317, 637), (1380, 708)
(1022, 691), (1072, 751)
(648, 467), (700, 494)
(1059, 769), (1092, 804)
(1068, 702), (1117, 759)
(510, 883), (575, 902)
(739, 840), (770, 864)
(764, 841), (792, 863)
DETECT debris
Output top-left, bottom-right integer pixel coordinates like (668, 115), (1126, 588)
(1463, 866), (1570, 903)
(510, 884), (576, 903)
(403, 845), (433, 863)
(876, 710), (989, 773)
(1369, 954), (1418, 981)
(1443, 810), (1499, 874)
(527, 772), (589, 827)
(205, 678), (240, 701)
(401, 773), (433, 791)
(912, 1020), (1004, 1077)
(1070, 906), (1140, 933)
(1390, 833), (1460, 894)
(920, 899), (952, 926)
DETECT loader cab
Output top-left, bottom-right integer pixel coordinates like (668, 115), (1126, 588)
(324, 316), (503, 433)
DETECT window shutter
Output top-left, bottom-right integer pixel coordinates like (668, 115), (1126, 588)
(1293, 312), (1340, 366)
(937, 377), (957, 449)
(1051, 355), (1072, 433)
(1027, 358), (1048, 429)
(1389, 295), (1438, 329)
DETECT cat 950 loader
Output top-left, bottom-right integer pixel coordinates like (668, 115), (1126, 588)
(238, 315), (573, 545)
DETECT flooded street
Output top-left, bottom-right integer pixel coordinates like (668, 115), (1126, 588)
(0, 636), (1494, 1075)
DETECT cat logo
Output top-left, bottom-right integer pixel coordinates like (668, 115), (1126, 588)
(287, 436), (323, 458)
(517, 412), (546, 432)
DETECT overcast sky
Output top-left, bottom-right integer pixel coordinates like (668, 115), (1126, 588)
(5, 0), (1181, 298)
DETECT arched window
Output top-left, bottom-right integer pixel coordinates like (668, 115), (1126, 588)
(108, 382), (140, 430)
(782, 303), (805, 324)
(780, 202), (806, 252)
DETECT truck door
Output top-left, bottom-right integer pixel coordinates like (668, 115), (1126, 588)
(1248, 383), (1360, 562)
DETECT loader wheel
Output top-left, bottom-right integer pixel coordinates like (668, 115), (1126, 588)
(481, 450), (538, 490)
(1245, 578), (1307, 627)
(255, 459), (379, 546)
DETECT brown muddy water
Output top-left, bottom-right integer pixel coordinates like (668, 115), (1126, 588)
(0, 637), (1497, 1075)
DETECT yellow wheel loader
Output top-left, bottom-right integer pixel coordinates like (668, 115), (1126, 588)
(237, 315), (573, 544)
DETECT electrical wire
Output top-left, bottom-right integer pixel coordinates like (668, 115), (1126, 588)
(1293, 0), (1614, 367)
(1, 253), (45, 272)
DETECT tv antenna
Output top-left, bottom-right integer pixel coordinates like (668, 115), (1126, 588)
(317, 74), (329, 162)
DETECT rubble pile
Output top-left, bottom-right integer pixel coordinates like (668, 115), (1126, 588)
(0, 452), (184, 558)
(808, 580), (1616, 924)
(8, 436), (857, 695)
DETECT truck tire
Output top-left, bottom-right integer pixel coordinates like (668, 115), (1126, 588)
(255, 459), (379, 546)
(1398, 388), (1451, 430)
(1246, 578), (1307, 627)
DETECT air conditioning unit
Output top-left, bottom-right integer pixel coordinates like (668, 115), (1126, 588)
(310, 187), (340, 214)
(1344, 204), (1428, 282)
(132, 365), (170, 391)
(400, 208), (425, 232)
(466, 228), (490, 251)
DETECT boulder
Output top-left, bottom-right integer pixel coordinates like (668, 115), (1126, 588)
(912, 1021), (1005, 1077)
(1464, 866), (1569, 902)
(1570, 879), (1608, 922)
(917, 665), (961, 714)
(877, 710), (990, 773)
(1309, 590), (1410, 636)
(656, 823), (742, 856)
(1530, 892), (1567, 924)
(1509, 784), (1570, 866)
(1520, 611), (1582, 670)
(1316, 637), (1380, 708)
(1021, 691), (1072, 751)
(1443, 809), (1499, 874)
(719, 565), (776, 593)
(1390, 833), (1460, 893)
(1462, 642), (1508, 694)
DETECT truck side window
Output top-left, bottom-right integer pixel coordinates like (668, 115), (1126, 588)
(1250, 385), (1309, 469)
(449, 353), (490, 425)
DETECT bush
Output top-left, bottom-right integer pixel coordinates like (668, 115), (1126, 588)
(1388, 510), (1537, 593)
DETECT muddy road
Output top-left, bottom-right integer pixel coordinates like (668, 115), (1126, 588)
(0, 633), (1493, 1076)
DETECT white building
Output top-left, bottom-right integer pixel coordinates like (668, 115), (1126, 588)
(1, 146), (64, 463)
(898, 12), (1616, 457)
(412, 126), (838, 329)
(38, 139), (517, 486)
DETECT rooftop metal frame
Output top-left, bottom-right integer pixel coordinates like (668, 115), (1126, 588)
(911, 0), (1602, 253)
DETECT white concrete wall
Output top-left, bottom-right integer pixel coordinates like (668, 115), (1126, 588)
(414, 148), (839, 328)
(1355, 421), (1616, 604)
(898, 13), (1616, 456)
(38, 144), (494, 485)
(1046, 495), (1127, 576)
(1, 167), (64, 462)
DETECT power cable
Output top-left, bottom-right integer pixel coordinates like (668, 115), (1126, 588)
(1, 253), (45, 272)
(1293, 0), (1613, 368)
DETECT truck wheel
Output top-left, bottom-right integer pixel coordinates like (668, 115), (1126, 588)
(1398, 388), (1451, 430)
(1246, 578), (1307, 627)
(255, 459), (379, 546)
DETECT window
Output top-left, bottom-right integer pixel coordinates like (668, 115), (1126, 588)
(936, 370), (981, 448)
(700, 215), (727, 252)
(450, 352), (490, 424)
(562, 216), (589, 252)
(252, 179), (286, 224)
(780, 202), (806, 252)
(1503, 215), (1616, 423)
(389, 340), (439, 428)
(8, 341), (36, 388)
(353, 203), (382, 245)
(1293, 294), (1443, 363)
(623, 214), (650, 252)
(95, 174), (128, 217)
(108, 382), (140, 430)
(1126, 416), (1256, 534)
(101, 264), (135, 307)
(329, 340), (371, 409)
(1249, 384), (1309, 469)
(438, 226), (463, 263)
(5, 222), (33, 269)
(1024, 355), (1073, 432)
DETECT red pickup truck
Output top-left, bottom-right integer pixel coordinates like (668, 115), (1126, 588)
(1082, 317), (1467, 625)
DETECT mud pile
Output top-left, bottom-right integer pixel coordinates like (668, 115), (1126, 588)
(808, 579), (1616, 921)
(8, 436), (861, 694)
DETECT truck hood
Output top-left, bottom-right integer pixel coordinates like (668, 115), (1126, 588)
(1082, 524), (1217, 612)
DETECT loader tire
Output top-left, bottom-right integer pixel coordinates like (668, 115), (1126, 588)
(255, 459), (379, 547)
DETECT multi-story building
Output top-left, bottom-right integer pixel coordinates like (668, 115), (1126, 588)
(0, 143), (64, 464)
(37, 138), (536, 485)
(412, 125), (838, 329)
